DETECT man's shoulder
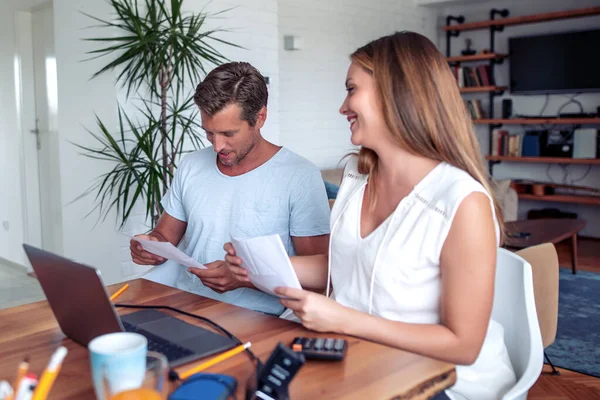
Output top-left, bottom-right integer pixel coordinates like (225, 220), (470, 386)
(271, 148), (320, 175)
(177, 148), (214, 170)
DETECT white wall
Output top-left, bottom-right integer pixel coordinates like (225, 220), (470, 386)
(278, 0), (438, 169)
(184, 0), (281, 145)
(53, 0), (125, 284)
(439, 0), (600, 237)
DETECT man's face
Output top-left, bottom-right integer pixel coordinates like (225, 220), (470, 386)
(201, 103), (266, 166)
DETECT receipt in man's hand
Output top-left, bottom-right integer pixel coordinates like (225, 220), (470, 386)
(133, 237), (207, 270)
(231, 234), (302, 297)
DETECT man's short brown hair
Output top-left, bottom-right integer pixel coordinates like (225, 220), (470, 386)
(193, 62), (268, 126)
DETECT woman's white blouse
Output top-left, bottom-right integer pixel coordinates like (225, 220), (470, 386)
(328, 157), (516, 400)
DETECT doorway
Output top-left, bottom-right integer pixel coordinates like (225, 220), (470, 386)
(15, 1), (63, 262)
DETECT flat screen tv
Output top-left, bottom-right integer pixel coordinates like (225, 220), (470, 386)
(509, 29), (600, 95)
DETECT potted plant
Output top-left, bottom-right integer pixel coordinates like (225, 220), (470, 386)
(75, 0), (238, 228)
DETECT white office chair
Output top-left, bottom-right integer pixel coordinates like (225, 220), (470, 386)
(493, 248), (544, 400)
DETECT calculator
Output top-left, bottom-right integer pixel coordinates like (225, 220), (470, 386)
(291, 337), (348, 361)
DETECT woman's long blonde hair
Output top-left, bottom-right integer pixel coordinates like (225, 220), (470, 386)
(351, 31), (503, 236)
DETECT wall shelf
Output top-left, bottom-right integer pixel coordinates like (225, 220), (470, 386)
(486, 156), (600, 165)
(446, 53), (506, 63)
(443, 6), (600, 32)
(446, 5), (600, 209)
(460, 86), (506, 93)
(518, 193), (600, 206)
(474, 118), (600, 125)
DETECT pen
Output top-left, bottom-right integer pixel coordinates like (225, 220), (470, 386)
(7, 357), (29, 400)
(31, 347), (67, 400)
(110, 283), (129, 301)
(14, 373), (37, 400)
(179, 342), (251, 380)
(1, 380), (14, 400)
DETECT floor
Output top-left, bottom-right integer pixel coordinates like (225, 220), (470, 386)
(1, 238), (599, 398)
(0, 259), (45, 310)
(529, 237), (600, 399)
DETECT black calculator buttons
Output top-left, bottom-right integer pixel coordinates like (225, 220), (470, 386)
(334, 339), (345, 351)
(291, 337), (348, 361)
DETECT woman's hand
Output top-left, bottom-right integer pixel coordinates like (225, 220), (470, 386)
(275, 287), (352, 333)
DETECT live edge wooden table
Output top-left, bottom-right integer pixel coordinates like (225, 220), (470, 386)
(504, 219), (587, 274)
(0, 279), (455, 400)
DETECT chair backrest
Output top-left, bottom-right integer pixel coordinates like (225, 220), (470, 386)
(516, 243), (559, 348)
(492, 248), (544, 400)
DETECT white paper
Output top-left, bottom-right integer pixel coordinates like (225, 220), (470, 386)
(231, 234), (302, 297)
(133, 237), (207, 270)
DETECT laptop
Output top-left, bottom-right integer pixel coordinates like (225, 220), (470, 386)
(23, 244), (237, 366)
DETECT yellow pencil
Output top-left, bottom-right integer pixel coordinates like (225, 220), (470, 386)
(110, 283), (129, 301)
(179, 342), (251, 380)
(8, 357), (29, 400)
(32, 346), (68, 400)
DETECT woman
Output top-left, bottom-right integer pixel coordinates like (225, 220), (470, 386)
(226, 31), (516, 399)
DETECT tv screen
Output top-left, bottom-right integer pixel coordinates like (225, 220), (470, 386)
(509, 29), (600, 95)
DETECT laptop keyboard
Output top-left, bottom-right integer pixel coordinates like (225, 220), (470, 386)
(122, 321), (194, 362)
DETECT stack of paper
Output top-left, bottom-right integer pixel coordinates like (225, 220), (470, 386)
(231, 234), (302, 297)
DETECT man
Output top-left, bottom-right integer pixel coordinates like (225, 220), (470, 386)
(130, 62), (330, 315)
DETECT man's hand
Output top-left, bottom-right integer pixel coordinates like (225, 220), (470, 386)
(188, 260), (251, 293)
(130, 234), (166, 266)
(224, 242), (242, 268)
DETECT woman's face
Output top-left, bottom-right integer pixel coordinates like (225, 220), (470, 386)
(339, 62), (389, 148)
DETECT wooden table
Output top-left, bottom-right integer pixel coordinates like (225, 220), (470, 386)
(504, 219), (587, 274)
(0, 279), (456, 399)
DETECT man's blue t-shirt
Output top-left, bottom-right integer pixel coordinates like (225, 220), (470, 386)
(159, 147), (330, 315)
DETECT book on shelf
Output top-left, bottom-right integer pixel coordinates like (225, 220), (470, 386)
(465, 99), (486, 120)
(491, 130), (521, 157)
(454, 66), (495, 88)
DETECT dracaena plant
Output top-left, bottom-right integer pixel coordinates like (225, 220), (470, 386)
(74, 0), (239, 228)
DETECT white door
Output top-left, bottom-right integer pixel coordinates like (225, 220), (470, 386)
(17, 1), (62, 256)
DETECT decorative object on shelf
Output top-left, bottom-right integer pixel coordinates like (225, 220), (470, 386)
(502, 99), (512, 119)
(542, 130), (574, 158)
(521, 131), (543, 157)
(572, 128), (597, 159)
(461, 38), (477, 56)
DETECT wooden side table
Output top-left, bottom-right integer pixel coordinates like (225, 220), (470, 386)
(504, 219), (587, 274)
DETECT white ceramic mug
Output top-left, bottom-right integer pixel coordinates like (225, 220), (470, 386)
(89, 332), (147, 400)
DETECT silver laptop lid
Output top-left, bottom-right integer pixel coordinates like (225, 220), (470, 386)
(22, 244), (123, 346)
